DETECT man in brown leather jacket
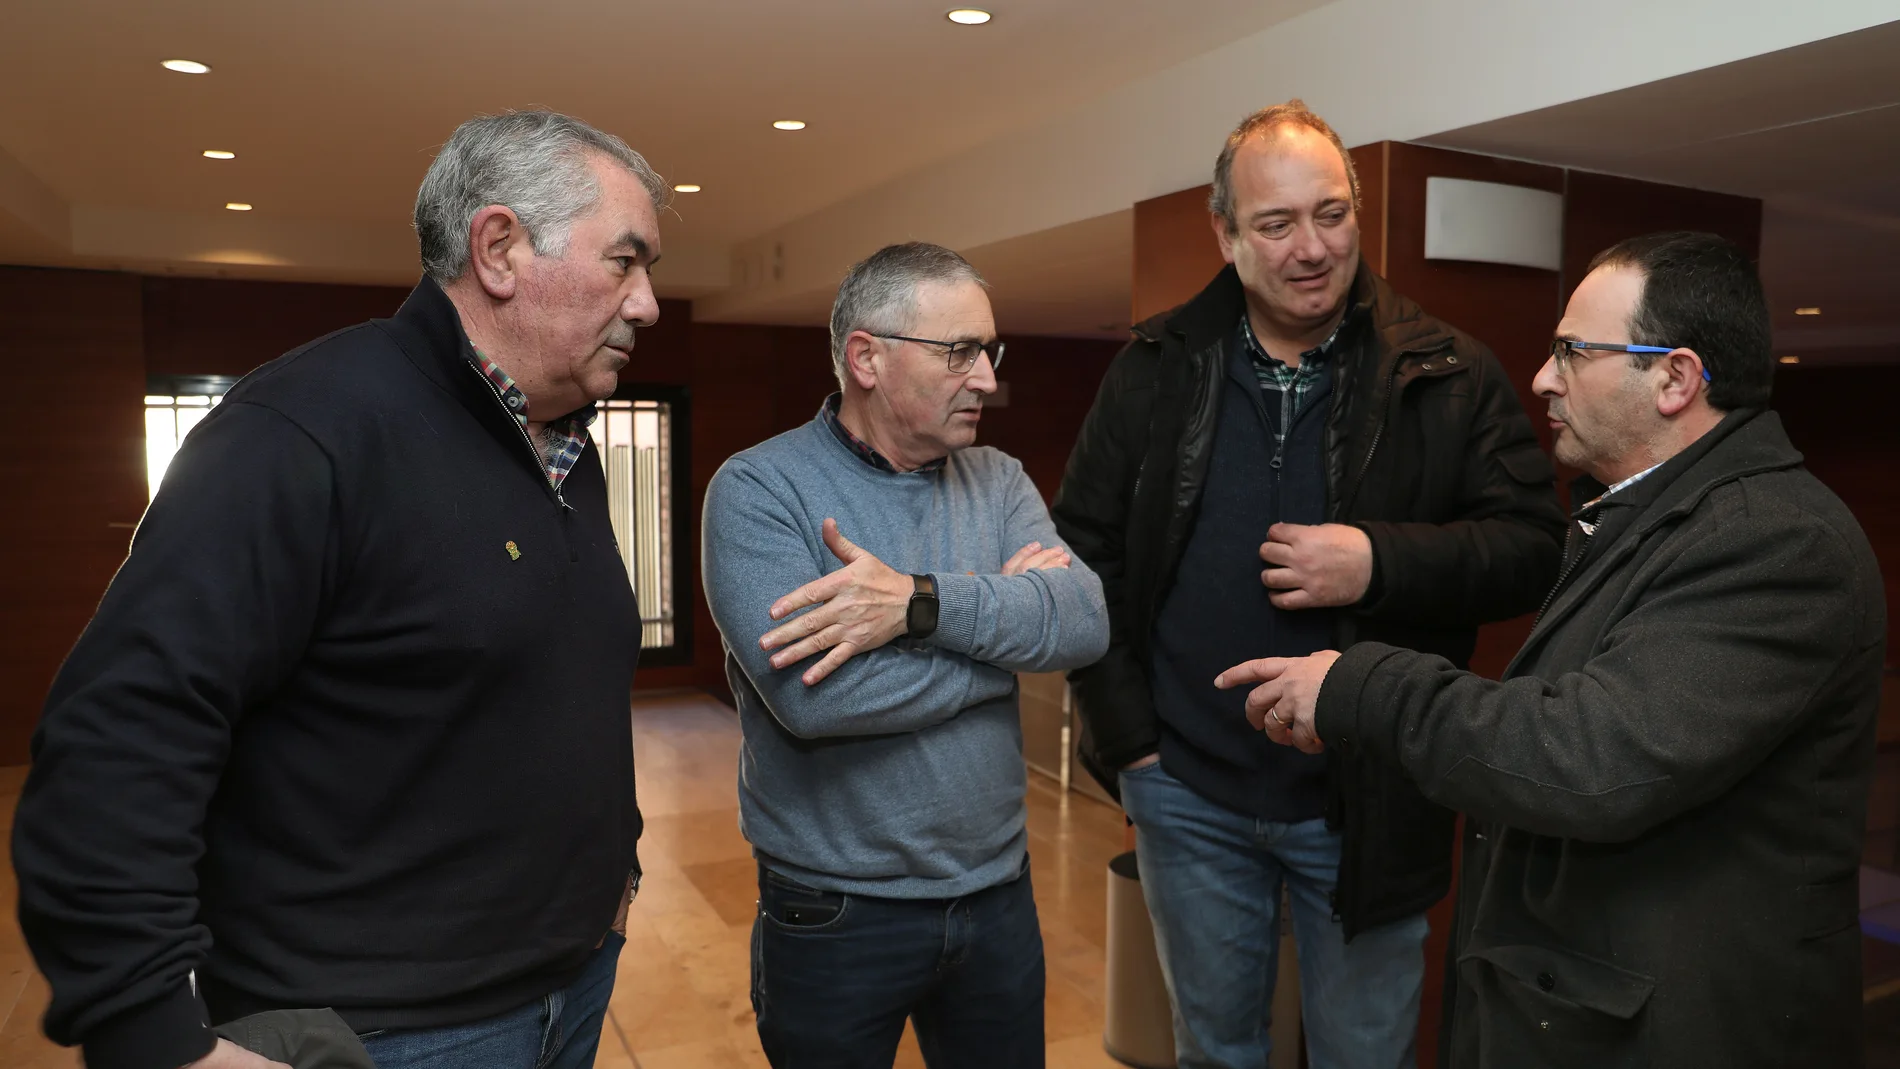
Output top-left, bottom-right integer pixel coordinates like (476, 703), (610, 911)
(1052, 100), (1564, 1068)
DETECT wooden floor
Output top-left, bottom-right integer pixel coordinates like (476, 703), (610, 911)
(0, 692), (1132, 1068)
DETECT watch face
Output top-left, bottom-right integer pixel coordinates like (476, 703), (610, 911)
(908, 592), (938, 638)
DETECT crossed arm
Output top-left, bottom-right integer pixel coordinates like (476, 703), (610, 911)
(703, 459), (1108, 739)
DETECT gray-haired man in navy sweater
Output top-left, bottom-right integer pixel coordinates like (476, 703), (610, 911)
(703, 242), (1109, 1069)
(14, 110), (662, 1069)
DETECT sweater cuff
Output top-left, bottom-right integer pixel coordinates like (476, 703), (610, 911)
(1314, 642), (1404, 756)
(927, 572), (980, 654)
(83, 980), (215, 1069)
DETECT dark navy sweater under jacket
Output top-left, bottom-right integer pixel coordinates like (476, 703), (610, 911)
(1149, 327), (1335, 821)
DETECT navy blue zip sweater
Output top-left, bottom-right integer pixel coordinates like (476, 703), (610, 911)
(11, 278), (642, 1069)
(1149, 325), (1335, 821)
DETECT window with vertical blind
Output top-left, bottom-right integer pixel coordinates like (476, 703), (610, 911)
(589, 384), (691, 663)
(145, 376), (692, 663)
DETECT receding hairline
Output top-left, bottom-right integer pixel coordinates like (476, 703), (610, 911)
(1228, 127), (1357, 220)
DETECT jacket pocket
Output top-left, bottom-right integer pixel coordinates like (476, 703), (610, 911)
(1458, 941), (1655, 1069)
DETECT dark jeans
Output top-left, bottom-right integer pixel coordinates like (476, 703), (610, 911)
(751, 860), (1045, 1069)
(358, 931), (624, 1069)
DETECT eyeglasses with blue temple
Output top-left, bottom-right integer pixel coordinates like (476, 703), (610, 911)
(1548, 338), (1711, 382)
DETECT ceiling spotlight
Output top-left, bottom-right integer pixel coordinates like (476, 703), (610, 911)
(1778, 355), (1801, 364)
(673, 183), (701, 193)
(161, 59), (211, 75)
(203, 150), (235, 160)
(1794, 306), (1821, 316)
(947, 8), (993, 24)
(773, 120), (807, 131)
(225, 202), (253, 211)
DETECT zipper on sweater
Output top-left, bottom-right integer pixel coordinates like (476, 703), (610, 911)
(466, 362), (571, 511)
(1269, 379), (1294, 472)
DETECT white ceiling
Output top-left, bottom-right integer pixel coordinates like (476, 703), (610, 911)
(1424, 19), (1900, 365)
(0, 0), (1321, 299)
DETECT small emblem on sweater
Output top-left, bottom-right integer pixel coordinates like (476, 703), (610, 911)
(505, 540), (521, 560)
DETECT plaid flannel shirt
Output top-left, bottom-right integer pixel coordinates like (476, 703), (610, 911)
(1238, 309), (1355, 419)
(471, 349), (598, 492)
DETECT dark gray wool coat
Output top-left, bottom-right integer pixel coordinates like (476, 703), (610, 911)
(1317, 408), (1886, 1069)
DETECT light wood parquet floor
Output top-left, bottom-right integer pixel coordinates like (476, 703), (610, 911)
(0, 691), (1132, 1068)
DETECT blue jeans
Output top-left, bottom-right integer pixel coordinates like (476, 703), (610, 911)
(1119, 761), (1426, 1069)
(358, 932), (624, 1069)
(751, 860), (1045, 1068)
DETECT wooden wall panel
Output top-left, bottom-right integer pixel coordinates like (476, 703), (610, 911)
(1131, 186), (1224, 325)
(144, 276), (411, 377)
(0, 267), (147, 764)
(1773, 366), (1900, 664)
(1561, 171), (1763, 302)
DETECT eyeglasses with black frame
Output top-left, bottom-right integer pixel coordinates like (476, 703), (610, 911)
(1548, 338), (1711, 382)
(876, 334), (1006, 374)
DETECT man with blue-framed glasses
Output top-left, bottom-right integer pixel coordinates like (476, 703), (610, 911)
(1219, 231), (1884, 1068)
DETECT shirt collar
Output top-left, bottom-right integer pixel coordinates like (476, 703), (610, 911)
(1239, 304), (1355, 370)
(468, 348), (598, 430)
(819, 393), (947, 475)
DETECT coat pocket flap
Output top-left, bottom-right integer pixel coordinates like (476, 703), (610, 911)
(1460, 942), (1656, 1020)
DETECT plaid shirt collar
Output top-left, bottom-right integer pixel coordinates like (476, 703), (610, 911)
(469, 348), (597, 491)
(819, 393), (947, 474)
(1239, 306), (1353, 391)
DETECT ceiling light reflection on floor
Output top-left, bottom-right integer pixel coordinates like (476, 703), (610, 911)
(161, 59), (211, 74)
(947, 9), (993, 24)
(225, 202), (253, 211)
(203, 150), (235, 160)
(773, 120), (806, 131)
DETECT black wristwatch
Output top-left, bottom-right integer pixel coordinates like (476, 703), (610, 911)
(906, 574), (939, 640)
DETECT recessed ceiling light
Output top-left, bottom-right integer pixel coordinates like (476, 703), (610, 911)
(225, 202), (253, 211)
(1778, 355), (1801, 364)
(672, 183), (701, 193)
(1794, 306), (1821, 316)
(203, 150), (235, 160)
(161, 59), (211, 75)
(773, 120), (807, 131)
(947, 8), (992, 24)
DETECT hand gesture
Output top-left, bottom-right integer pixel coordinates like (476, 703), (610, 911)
(760, 519), (912, 685)
(187, 1039), (294, 1069)
(1214, 650), (1342, 754)
(1259, 523), (1373, 609)
(1002, 540), (1071, 576)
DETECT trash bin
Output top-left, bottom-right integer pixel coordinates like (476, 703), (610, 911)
(1103, 849), (1304, 1069)
(1104, 850), (1176, 1068)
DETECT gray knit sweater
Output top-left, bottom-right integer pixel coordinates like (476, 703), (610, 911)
(702, 417), (1109, 898)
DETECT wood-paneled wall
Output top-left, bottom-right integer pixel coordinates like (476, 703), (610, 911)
(0, 268), (148, 765)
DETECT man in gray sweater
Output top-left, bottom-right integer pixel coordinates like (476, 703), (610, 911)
(703, 242), (1108, 1068)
